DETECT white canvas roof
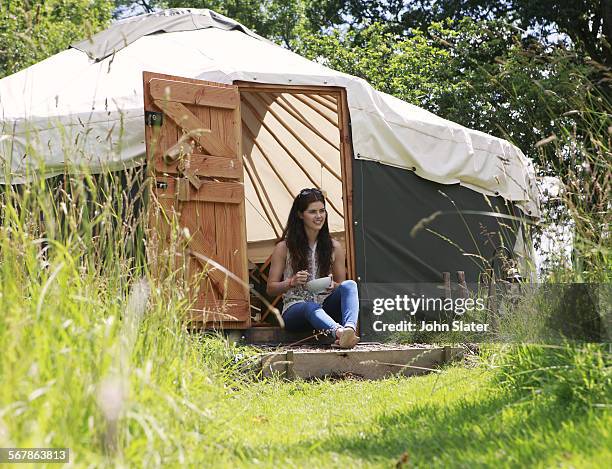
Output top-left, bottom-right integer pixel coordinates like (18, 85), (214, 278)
(0, 8), (540, 238)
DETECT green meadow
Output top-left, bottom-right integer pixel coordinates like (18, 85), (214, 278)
(0, 180), (609, 466)
(0, 63), (610, 469)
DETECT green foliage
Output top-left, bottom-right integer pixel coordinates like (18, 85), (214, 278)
(495, 344), (611, 409)
(130, 0), (306, 47)
(0, 158), (245, 462)
(294, 22), (455, 109)
(124, 1), (612, 67)
(304, 1), (612, 65)
(294, 18), (600, 166)
(222, 366), (611, 467)
(0, 157), (607, 465)
(0, 0), (114, 77)
(538, 79), (611, 279)
(294, 17), (609, 278)
(0, 3), (609, 466)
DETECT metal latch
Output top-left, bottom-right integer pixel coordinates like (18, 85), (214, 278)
(145, 111), (163, 126)
(176, 173), (206, 201)
(183, 167), (203, 190)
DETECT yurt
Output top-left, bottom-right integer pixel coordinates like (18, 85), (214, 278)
(0, 9), (539, 337)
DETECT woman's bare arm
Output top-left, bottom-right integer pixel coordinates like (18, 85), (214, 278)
(266, 242), (308, 296)
(331, 239), (347, 284)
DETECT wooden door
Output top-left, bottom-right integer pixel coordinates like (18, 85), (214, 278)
(143, 72), (250, 328)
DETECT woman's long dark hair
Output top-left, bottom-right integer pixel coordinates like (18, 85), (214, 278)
(280, 188), (333, 278)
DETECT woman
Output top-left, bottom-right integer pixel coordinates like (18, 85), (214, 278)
(267, 188), (360, 349)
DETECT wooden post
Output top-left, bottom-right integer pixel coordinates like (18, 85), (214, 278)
(487, 271), (498, 331)
(443, 272), (451, 299)
(443, 345), (451, 363)
(338, 88), (356, 281)
(285, 350), (295, 379)
(457, 271), (468, 299)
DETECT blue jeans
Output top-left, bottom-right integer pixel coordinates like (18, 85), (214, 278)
(283, 280), (359, 336)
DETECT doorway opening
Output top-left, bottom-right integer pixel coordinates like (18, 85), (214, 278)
(237, 83), (355, 329)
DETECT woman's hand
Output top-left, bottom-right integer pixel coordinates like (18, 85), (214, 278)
(324, 274), (338, 294)
(290, 270), (309, 287)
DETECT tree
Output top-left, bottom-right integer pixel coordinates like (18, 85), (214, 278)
(294, 23), (455, 110)
(304, 1), (611, 65)
(112, 2), (611, 70)
(294, 18), (597, 166)
(114, 0), (306, 47)
(0, 0), (114, 78)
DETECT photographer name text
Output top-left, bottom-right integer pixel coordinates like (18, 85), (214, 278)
(372, 320), (489, 332)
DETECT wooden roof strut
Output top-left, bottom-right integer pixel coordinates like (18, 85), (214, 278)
(270, 92), (340, 151)
(307, 93), (338, 113)
(242, 122), (297, 201)
(244, 92), (342, 182)
(243, 146), (284, 230)
(240, 97), (344, 218)
(292, 94), (339, 127)
(242, 149), (282, 238)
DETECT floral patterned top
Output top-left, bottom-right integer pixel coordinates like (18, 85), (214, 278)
(281, 241), (332, 314)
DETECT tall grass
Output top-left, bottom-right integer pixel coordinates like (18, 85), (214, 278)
(488, 58), (612, 414)
(493, 343), (610, 409)
(0, 155), (254, 463)
(395, 59), (611, 415)
(534, 72), (611, 283)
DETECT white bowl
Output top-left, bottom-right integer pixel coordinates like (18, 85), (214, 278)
(305, 276), (332, 294)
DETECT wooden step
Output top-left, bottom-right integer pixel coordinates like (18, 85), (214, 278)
(259, 345), (464, 380)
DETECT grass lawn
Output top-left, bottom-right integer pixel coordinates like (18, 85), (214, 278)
(0, 170), (609, 467)
(204, 364), (610, 468)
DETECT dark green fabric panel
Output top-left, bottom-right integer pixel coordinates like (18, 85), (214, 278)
(352, 160), (523, 340)
(352, 160), (520, 284)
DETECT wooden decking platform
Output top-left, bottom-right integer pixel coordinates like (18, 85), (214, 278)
(240, 326), (336, 346)
(258, 343), (464, 380)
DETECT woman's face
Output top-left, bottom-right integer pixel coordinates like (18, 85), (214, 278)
(300, 201), (326, 231)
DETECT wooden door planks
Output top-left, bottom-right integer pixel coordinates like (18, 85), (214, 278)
(260, 347), (465, 379)
(156, 153), (242, 179)
(337, 88), (356, 280)
(154, 99), (235, 157)
(150, 78), (239, 109)
(144, 71), (250, 329)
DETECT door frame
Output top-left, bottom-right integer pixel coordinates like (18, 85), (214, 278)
(234, 81), (356, 282)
